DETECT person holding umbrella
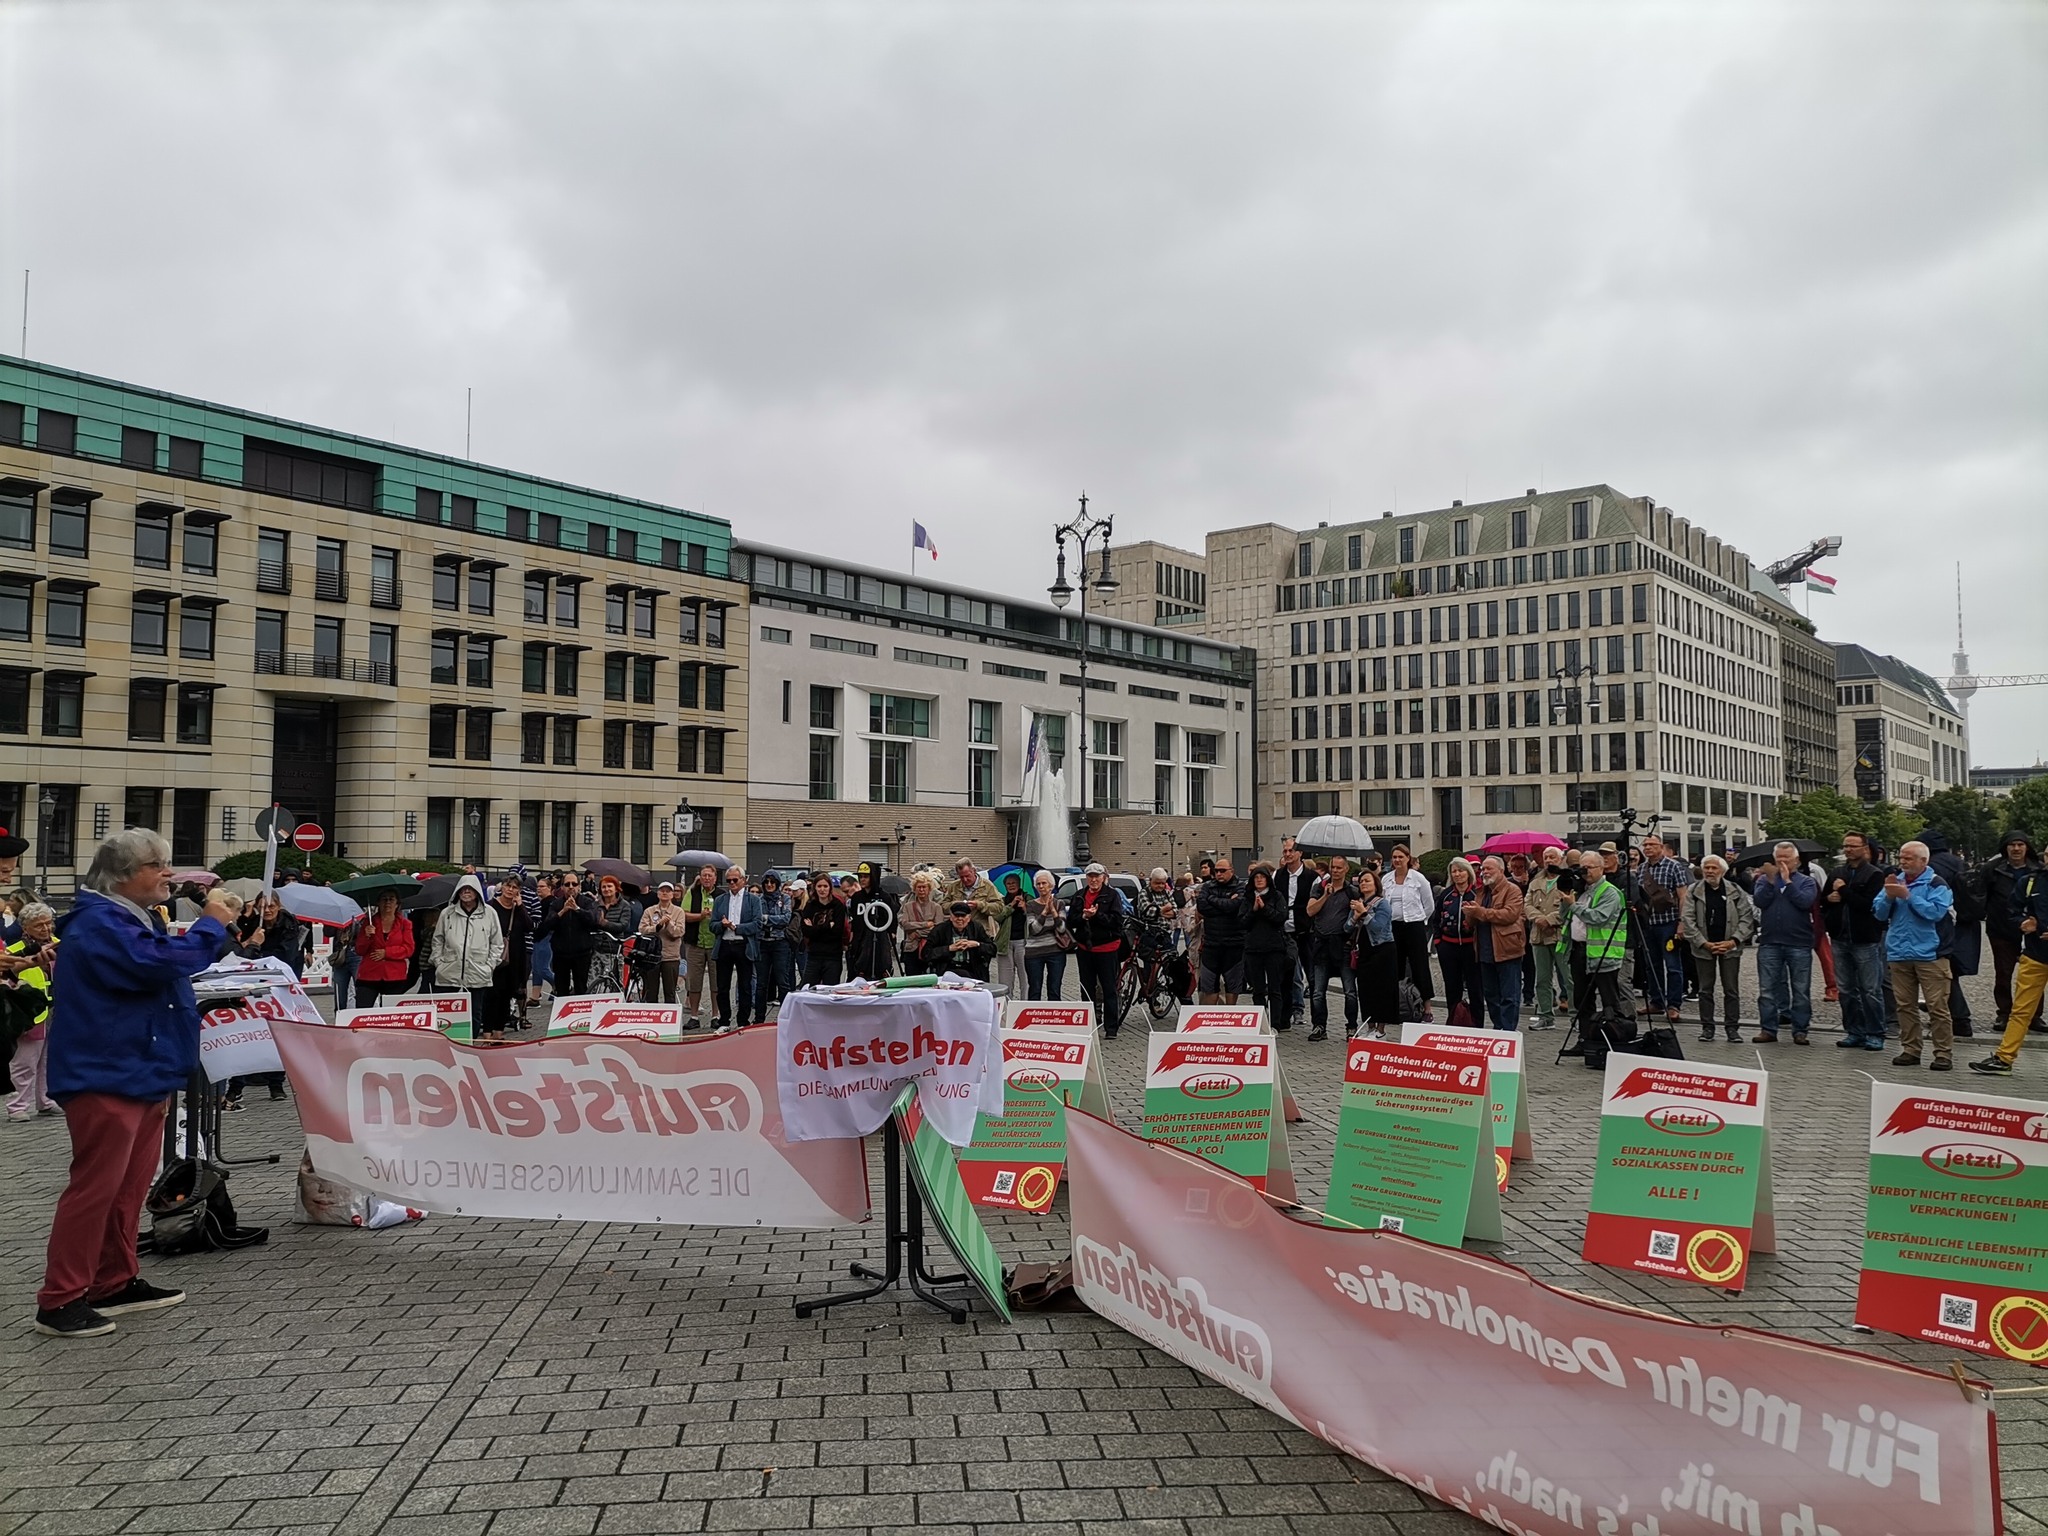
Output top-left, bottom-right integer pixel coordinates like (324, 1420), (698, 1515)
(352, 890), (415, 1009)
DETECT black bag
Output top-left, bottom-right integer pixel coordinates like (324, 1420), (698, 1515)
(1396, 980), (1426, 1023)
(1630, 1025), (1687, 1061)
(145, 1158), (269, 1255)
(1582, 1010), (1638, 1071)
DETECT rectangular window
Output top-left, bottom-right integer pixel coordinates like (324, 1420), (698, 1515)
(538, 512), (562, 548)
(678, 662), (699, 709)
(632, 655), (656, 704)
(425, 798), (452, 861)
(1453, 519), (1470, 556)
(556, 581), (579, 627)
(678, 726), (700, 774)
(678, 602), (700, 646)
(0, 489), (33, 550)
(603, 720), (627, 768)
(431, 633), (458, 686)
(464, 709), (493, 761)
(128, 679), (168, 741)
(606, 587), (628, 634)
(1632, 583), (1648, 623)
(633, 592), (655, 639)
(522, 642), (548, 693)
(466, 637), (493, 689)
(703, 729), (725, 776)
(450, 495), (476, 531)
(812, 632), (876, 656)
(616, 530), (638, 564)
(1571, 499), (1590, 539)
(37, 411), (77, 455)
(759, 625), (791, 645)
(519, 800), (544, 862)
(586, 521), (608, 557)
(125, 787), (162, 830)
(554, 647), (579, 696)
(1510, 508), (1528, 548)
(170, 788), (207, 866)
(632, 721), (656, 771)
(432, 559), (461, 611)
(182, 518), (218, 575)
(605, 653), (628, 701)
(525, 575), (548, 623)
(1398, 526), (1415, 563)
(415, 487), (444, 524)
(868, 738), (910, 804)
(314, 537), (348, 601)
(255, 608), (284, 669)
(550, 801), (574, 864)
(135, 510), (172, 569)
(40, 672), (83, 737)
(553, 716), (579, 765)
(0, 668), (27, 733)
(46, 586), (84, 648)
(257, 527), (290, 592)
(1483, 784), (1542, 815)
(868, 693), (931, 738)
(369, 623), (396, 685)
(179, 601), (215, 659)
(705, 666), (725, 711)
(469, 565), (495, 616)
(810, 684), (837, 730)
(168, 437), (203, 478)
(49, 499), (89, 558)
(521, 714), (548, 764)
(428, 705), (459, 758)
(131, 595), (169, 655)
(0, 402), (19, 444)
(505, 506), (532, 543)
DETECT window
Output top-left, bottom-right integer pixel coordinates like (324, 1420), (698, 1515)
(416, 487), (444, 524)
(810, 685), (837, 730)
(428, 705), (459, 759)
(466, 637), (494, 688)
(450, 495), (476, 531)
(168, 437), (203, 478)
(760, 625), (791, 645)
(244, 437), (375, 510)
(705, 666), (726, 711)
(552, 716), (578, 765)
(868, 739), (910, 803)
(895, 646), (967, 670)
(550, 800), (574, 863)
(678, 662), (699, 710)
(426, 798), (452, 861)
(131, 595), (169, 655)
(1483, 785), (1542, 815)
(603, 720), (627, 768)
(0, 580), (30, 640)
(1359, 788), (1412, 816)
(50, 498), (89, 557)
(365, 546), (399, 608)
(37, 411), (77, 455)
(601, 802), (624, 858)
(1091, 720), (1124, 809)
(1571, 499), (1590, 540)
(605, 653), (628, 701)
(524, 575), (548, 623)
(586, 521), (608, 557)
(1151, 763), (1174, 815)
(521, 714), (548, 763)
(506, 507), (532, 543)
(0, 402), (19, 444)
(519, 801), (543, 861)
(538, 512), (562, 548)
(183, 517), (217, 574)
(46, 585), (85, 648)
(469, 565), (495, 616)
(869, 693), (931, 738)
(633, 592), (655, 639)
(135, 510), (172, 569)
(1453, 519), (1470, 556)
(605, 587), (628, 634)
(176, 683), (214, 744)
(128, 680), (168, 741)
(812, 633), (875, 656)
(255, 609), (284, 669)
(41, 672), (83, 737)
(616, 530), (638, 564)
(0, 488), (35, 549)
(463, 709), (492, 761)
(704, 728), (726, 775)
(1185, 767), (1209, 816)
(968, 699), (999, 808)
(522, 642), (548, 693)
(808, 735), (837, 799)
(554, 647), (579, 696)
(126, 787), (162, 830)
(984, 661), (1046, 682)
(1296, 542), (1313, 578)
(555, 581), (579, 627)
(677, 726), (699, 774)
(431, 633), (458, 685)
(1187, 730), (1219, 765)
(257, 528), (290, 592)
(432, 559), (461, 611)
(179, 601), (215, 659)
(369, 623), (396, 685)
(1398, 526), (1415, 563)
(0, 669), (26, 733)
(632, 721), (656, 771)
(678, 601), (700, 646)
(1032, 711), (1067, 774)
(632, 655), (655, 704)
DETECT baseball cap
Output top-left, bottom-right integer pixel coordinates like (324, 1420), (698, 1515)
(657, 879), (675, 890)
(1085, 862), (1107, 876)
(949, 901), (973, 916)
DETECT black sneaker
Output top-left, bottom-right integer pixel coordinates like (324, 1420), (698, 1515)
(1306, 1024), (1328, 1042)
(34, 1300), (116, 1338)
(1969, 1057), (2014, 1076)
(90, 1278), (186, 1316)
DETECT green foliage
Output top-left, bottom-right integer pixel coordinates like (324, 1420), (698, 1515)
(1762, 787), (1917, 857)
(2003, 777), (2048, 849)
(1417, 847), (1454, 882)
(1912, 786), (2005, 863)
(355, 857), (464, 877)
(209, 849), (358, 883)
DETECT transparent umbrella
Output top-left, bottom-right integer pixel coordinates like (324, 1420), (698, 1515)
(1292, 815), (1374, 859)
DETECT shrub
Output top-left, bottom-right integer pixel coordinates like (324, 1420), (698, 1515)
(211, 849), (358, 883)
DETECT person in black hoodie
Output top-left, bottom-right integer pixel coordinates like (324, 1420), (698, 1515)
(797, 873), (849, 986)
(1984, 831), (2044, 1036)
(845, 862), (898, 981)
(1820, 830), (1893, 1049)
(1194, 859), (1246, 1003)
(923, 901), (996, 982)
(1919, 828), (1977, 1037)
(544, 874), (600, 997)
(1240, 863), (1293, 1029)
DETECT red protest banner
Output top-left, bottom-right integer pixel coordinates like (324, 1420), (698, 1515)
(1064, 1112), (2001, 1536)
(273, 1020), (870, 1229)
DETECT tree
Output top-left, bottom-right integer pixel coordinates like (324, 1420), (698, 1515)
(1911, 786), (2002, 862)
(210, 849), (358, 884)
(2000, 777), (2048, 850)
(1762, 788), (1918, 858)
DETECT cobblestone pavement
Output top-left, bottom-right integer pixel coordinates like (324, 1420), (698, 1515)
(2, 969), (2042, 1536)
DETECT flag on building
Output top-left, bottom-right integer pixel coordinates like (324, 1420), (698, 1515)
(912, 521), (939, 561)
(1805, 568), (1837, 595)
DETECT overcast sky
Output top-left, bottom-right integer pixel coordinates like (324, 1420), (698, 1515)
(3, 1), (2042, 765)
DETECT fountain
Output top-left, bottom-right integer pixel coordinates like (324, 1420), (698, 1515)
(1016, 721), (1075, 871)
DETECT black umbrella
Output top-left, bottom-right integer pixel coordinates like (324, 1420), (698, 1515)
(666, 850), (733, 873)
(1728, 838), (1827, 871)
(583, 857), (653, 888)
(400, 873), (463, 910)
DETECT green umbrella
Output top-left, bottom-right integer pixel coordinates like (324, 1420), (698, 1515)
(334, 871), (424, 898)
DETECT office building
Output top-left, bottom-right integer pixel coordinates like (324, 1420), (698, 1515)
(1833, 643), (1969, 805)
(1757, 577), (1839, 798)
(0, 358), (748, 893)
(737, 544), (1254, 876)
(1089, 539), (1209, 630)
(1200, 486), (1786, 859)
(1971, 764), (2046, 797)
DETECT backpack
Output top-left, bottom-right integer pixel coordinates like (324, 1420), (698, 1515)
(144, 1158), (269, 1255)
(1928, 875), (1958, 958)
(1396, 980), (1426, 1023)
(1952, 868), (1986, 926)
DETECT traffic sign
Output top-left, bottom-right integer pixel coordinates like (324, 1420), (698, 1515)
(254, 806), (298, 844)
(293, 824), (325, 853)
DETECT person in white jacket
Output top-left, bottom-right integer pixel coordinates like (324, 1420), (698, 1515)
(431, 875), (508, 1038)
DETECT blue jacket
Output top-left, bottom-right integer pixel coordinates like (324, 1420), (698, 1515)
(711, 889), (762, 963)
(1873, 867), (1954, 963)
(1752, 870), (1819, 949)
(46, 893), (231, 1102)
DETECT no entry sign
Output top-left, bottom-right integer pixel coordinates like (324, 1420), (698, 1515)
(293, 823), (325, 852)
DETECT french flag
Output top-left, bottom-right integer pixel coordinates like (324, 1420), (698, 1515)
(912, 521), (938, 561)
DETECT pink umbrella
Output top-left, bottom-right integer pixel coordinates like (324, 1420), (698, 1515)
(171, 869), (220, 888)
(1478, 830), (1567, 856)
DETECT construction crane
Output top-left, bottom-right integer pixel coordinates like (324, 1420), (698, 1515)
(1764, 536), (1842, 586)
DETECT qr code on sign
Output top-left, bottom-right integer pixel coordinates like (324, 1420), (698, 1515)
(1940, 1294), (1977, 1330)
(1379, 1215), (1405, 1232)
(1649, 1231), (1681, 1261)
(991, 1170), (1017, 1195)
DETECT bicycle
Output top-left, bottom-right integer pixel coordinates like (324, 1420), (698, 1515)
(588, 933), (647, 1002)
(1117, 918), (1192, 1028)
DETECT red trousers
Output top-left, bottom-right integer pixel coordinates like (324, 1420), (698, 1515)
(39, 1093), (167, 1311)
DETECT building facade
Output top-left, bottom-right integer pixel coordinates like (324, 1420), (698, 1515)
(737, 544), (1254, 877)
(1832, 643), (1968, 806)
(0, 358), (748, 893)
(1201, 486), (1785, 860)
(1759, 578), (1840, 799)
(1090, 539), (1209, 631)
(1971, 764), (2047, 797)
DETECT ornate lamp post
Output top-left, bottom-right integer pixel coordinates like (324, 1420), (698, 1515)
(1048, 495), (1119, 864)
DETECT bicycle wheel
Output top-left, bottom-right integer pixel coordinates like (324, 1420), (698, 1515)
(1117, 962), (1141, 1026)
(1146, 978), (1179, 1023)
(622, 964), (645, 1003)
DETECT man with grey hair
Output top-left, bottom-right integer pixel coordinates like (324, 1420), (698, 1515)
(1874, 840), (1957, 1070)
(1683, 855), (1757, 1043)
(1751, 839), (1819, 1044)
(35, 829), (235, 1338)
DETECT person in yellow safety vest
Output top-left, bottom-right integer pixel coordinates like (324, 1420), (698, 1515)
(4, 902), (59, 1119)
(1562, 851), (1629, 1054)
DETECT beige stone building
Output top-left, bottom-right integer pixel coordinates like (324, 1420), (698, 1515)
(0, 358), (747, 895)
(1088, 538), (1209, 631)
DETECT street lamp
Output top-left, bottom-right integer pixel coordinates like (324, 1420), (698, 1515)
(1548, 661), (1592, 840)
(1049, 493), (1117, 862)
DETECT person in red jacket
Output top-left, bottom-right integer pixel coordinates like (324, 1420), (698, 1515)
(352, 890), (415, 1008)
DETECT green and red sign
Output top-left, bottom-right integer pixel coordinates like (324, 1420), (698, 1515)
(895, 1086), (1012, 1322)
(1142, 1030), (1295, 1199)
(1857, 1082), (2048, 1365)
(1583, 1059), (1775, 1290)
(1325, 1039), (1500, 1247)
(1399, 1021), (1536, 1189)
(959, 1027), (1096, 1213)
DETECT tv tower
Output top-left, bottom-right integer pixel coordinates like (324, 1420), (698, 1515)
(1946, 563), (1978, 722)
